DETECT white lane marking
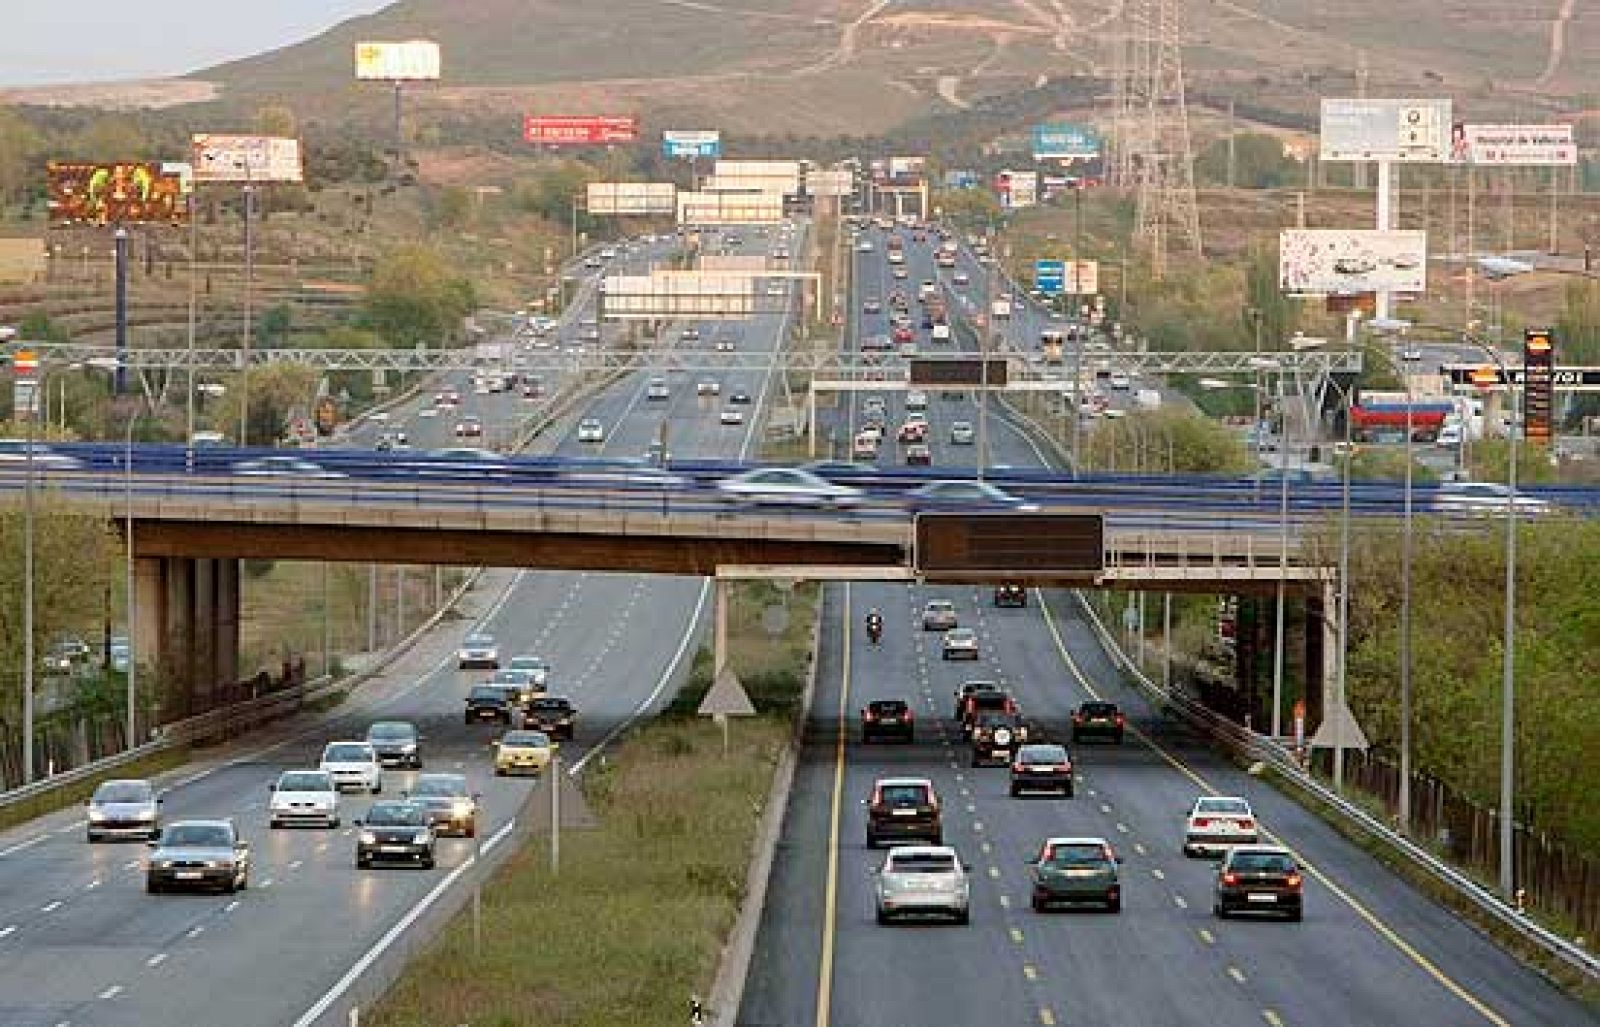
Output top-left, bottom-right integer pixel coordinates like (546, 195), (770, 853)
(1174, 895), (1189, 910)
(98, 986), (122, 1000)
(40, 901), (61, 913)
(0, 925), (16, 938)
(0, 834), (50, 858)
(259, 879), (273, 889)
(146, 953), (168, 967)
(998, 895), (1011, 909)
(292, 818), (517, 1027)
(123, 860), (139, 870)
(1228, 966), (1248, 984)
(224, 900), (240, 913)
(186, 926), (204, 938)
(1151, 868), (1166, 881)
(288, 860), (303, 870)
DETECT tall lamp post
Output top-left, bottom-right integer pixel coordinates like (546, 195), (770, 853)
(124, 408), (142, 750)
(21, 380), (37, 784)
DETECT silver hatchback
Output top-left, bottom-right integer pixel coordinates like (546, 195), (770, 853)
(875, 845), (971, 925)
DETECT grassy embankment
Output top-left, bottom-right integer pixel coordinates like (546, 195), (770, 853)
(369, 579), (819, 1026)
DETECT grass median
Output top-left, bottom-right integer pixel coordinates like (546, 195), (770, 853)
(369, 580), (819, 1027)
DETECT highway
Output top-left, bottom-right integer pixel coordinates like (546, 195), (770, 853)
(738, 229), (1591, 1027)
(0, 223), (802, 1027)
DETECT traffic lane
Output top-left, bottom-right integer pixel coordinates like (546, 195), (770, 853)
(1031, 593), (1589, 1025)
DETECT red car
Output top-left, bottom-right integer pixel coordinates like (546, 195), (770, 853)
(892, 324), (914, 344)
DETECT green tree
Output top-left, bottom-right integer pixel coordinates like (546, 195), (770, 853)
(260, 304), (293, 346)
(513, 160), (599, 225)
(0, 106), (42, 214)
(255, 105), (298, 139)
(1340, 446), (1440, 483)
(1465, 437), (1559, 485)
(1083, 409), (1253, 474)
(932, 188), (1002, 229)
(1242, 242), (1297, 350)
(211, 363), (319, 446)
(363, 244), (476, 349)
(433, 185), (472, 231)
(1195, 133), (1300, 189)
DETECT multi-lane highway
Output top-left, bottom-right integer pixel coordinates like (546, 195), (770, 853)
(0, 223), (804, 1027)
(738, 227), (1590, 1027)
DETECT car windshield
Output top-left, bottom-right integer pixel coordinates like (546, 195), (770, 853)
(93, 781), (152, 803)
(1020, 745), (1067, 763)
(926, 601), (954, 612)
(493, 671), (532, 684)
(869, 701), (907, 715)
(877, 785), (929, 805)
(1043, 843), (1111, 868)
(411, 776), (467, 798)
(887, 852), (956, 874)
(324, 744), (372, 762)
(531, 698), (571, 711)
(1230, 851), (1295, 873)
(163, 824), (232, 848)
(469, 687), (505, 701)
(1081, 702), (1119, 716)
(1197, 798), (1251, 816)
(503, 731), (550, 748)
(365, 803), (427, 827)
(465, 635), (493, 646)
(278, 772), (333, 792)
(367, 722), (414, 740)
(510, 657), (548, 670)
(948, 630), (975, 641)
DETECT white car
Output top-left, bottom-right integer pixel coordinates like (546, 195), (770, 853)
(941, 628), (980, 661)
(857, 240), (875, 253)
(905, 390), (929, 411)
(874, 845), (971, 925)
(269, 769), (341, 829)
(646, 379), (670, 401)
(1183, 795), (1259, 856)
(319, 742), (383, 795)
(507, 654), (551, 688)
(720, 409), (746, 426)
(1108, 372), (1131, 390)
(577, 419), (605, 443)
(457, 633), (500, 669)
(949, 421), (975, 445)
(1431, 482), (1550, 516)
(952, 271), (970, 285)
(697, 381), (721, 396)
(717, 468), (863, 509)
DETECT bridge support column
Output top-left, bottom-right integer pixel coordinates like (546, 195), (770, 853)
(1303, 587), (1331, 741)
(131, 556), (240, 722)
(133, 556), (168, 711)
(164, 557), (196, 717)
(213, 558), (240, 692)
(713, 577), (728, 675)
(191, 558), (217, 710)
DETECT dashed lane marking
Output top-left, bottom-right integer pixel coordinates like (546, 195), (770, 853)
(98, 986), (122, 1000)
(1040, 1009), (1057, 1025)
(0, 925), (16, 938)
(1263, 1011), (1285, 1027)
(146, 953), (168, 968)
(1023, 964), (1038, 981)
(1151, 868), (1165, 881)
(1174, 895), (1188, 910)
(1198, 929), (1215, 945)
(1009, 927), (1024, 944)
(1228, 967), (1247, 984)
(40, 901), (61, 913)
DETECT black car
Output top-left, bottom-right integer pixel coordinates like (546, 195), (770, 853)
(971, 713), (1029, 767)
(993, 584), (1027, 608)
(1071, 701), (1126, 743)
(961, 689), (1016, 738)
(366, 720), (423, 768)
(404, 773), (479, 838)
(355, 801), (436, 869)
(952, 680), (1003, 721)
(861, 699), (914, 743)
(146, 819), (250, 894)
(464, 684), (514, 725)
(865, 778), (943, 848)
(1009, 743), (1074, 797)
(525, 696), (577, 739)
(729, 391), (752, 405)
(1214, 846), (1303, 921)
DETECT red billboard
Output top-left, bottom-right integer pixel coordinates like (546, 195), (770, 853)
(523, 116), (639, 145)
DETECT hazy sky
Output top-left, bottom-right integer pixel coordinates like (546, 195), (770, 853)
(1, 1), (394, 86)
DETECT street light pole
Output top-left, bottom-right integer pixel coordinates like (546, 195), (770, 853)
(1399, 350), (1416, 832)
(125, 409), (140, 750)
(239, 172), (255, 446)
(1334, 379), (1354, 790)
(21, 393), (36, 783)
(1499, 351), (1521, 900)
(1270, 370), (1292, 738)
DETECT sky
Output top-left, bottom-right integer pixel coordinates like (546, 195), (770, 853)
(0, 1), (394, 87)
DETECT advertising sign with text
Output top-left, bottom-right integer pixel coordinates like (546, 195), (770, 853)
(1032, 123), (1101, 160)
(191, 134), (304, 183)
(46, 162), (188, 225)
(1453, 124), (1577, 165)
(1319, 98), (1452, 162)
(524, 116), (639, 145)
(355, 41), (441, 81)
(586, 182), (676, 216)
(662, 130), (722, 158)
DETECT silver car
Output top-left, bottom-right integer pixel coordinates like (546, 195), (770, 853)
(942, 628), (979, 660)
(921, 600), (958, 631)
(949, 421), (975, 445)
(87, 778), (161, 842)
(875, 845), (971, 925)
(716, 468), (862, 509)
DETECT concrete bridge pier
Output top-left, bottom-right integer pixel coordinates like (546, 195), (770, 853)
(133, 555), (240, 719)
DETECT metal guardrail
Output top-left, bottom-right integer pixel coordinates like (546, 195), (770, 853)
(1071, 591), (1600, 982)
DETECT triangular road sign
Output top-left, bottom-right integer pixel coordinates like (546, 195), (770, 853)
(1309, 700), (1370, 753)
(698, 667), (756, 718)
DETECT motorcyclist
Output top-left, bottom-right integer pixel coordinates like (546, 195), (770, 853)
(865, 609), (884, 644)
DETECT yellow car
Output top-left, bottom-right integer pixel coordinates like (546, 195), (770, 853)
(493, 729), (556, 776)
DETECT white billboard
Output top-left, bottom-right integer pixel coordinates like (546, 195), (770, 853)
(712, 160), (801, 195)
(677, 190), (786, 226)
(700, 174), (788, 194)
(807, 169), (854, 197)
(999, 170), (1038, 209)
(1063, 260), (1099, 296)
(1454, 124), (1577, 166)
(1319, 99), (1452, 162)
(190, 134), (304, 183)
(586, 182), (676, 216)
(355, 41), (442, 81)
(602, 271), (755, 319)
(1279, 229), (1428, 295)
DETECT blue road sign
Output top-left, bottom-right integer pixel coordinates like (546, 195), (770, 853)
(1035, 259), (1065, 295)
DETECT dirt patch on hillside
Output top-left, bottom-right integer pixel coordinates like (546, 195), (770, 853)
(0, 78), (217, 109)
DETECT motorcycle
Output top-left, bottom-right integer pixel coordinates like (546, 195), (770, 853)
(865, 617), (883, 646)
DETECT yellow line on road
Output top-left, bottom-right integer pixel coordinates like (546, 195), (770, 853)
(1040, 1008), (1057, 1025)
(1036, 590), (1510, 1027)
(815, 584), (851, 1027)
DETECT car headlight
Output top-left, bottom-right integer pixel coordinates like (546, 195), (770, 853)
(359, 831), (377, 845)
(451, 801), (474, 817)
(399, 743), (416, 752)
(203, 860), (221, 869)
(89, 810), (107, 821)
(413, 830), (431, 844)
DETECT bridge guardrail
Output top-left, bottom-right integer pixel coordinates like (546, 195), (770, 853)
(1070, 590), (1600, 983)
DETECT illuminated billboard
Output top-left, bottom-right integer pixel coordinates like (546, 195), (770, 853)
(524, 116), (639, 145)
(1279, 229), (1427, 295)
(191, 134), (304, 183)
(355, 41), (441, 81)
(46, 161), (188, 225)
(663, 130), (721, 158)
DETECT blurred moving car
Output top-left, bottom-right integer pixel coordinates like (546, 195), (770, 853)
(1027, 837), (1122, 912)
(354, 801), (435, 869)
(1431, 481), (1551, 516)
(874, 845), (971, 925)
(717, 468), (862, 509)
(268, 769), (341, 829)
(86, 778), (161, 842)
(146, 819), (250, 893)
(905, 480), (1037, 512)
(230, 456), (344, 478)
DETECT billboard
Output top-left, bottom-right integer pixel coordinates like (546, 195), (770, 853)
(1320, 98), (1452, 162)
(0, 239), (46, 284)
(887, 156), (927, 181)
(1279, 229), (1427, 295)
(46, 161), (188, 225)
(1451, 124), (1577, 166)
(712, 160), (801, 195)
(355, 41), (442, 81)
(677, 190), (785, 225)
(663, 130), (721, 158)
(996, 170), (1038, 209)
(191, 134), (304, 183)
(1037, 259), (1098, 295)
(586, 182), (676, 216)
(602, 272), (755, 319)
(806, 169), (854, 197)
(523, 116), (639, 145)
(1523, 328), (1554, 444)
(1032, 122), (1102, 160)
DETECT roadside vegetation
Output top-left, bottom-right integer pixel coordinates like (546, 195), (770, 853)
(370, 581), (819, 1027)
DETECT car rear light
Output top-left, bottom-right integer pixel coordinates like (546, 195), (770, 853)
(1285, 873), (1302, 890)
(1058, 764), (1072, 774)
(863, 710), (876, 721)
(1072, 713), (1083, 723)
(1193, 818), (1211, 829)
(904, 710), (913, 720)
(1237, 818), (1254, 830)
(1115, 714), (1125, 725)
(1221, 872), (1238, 886)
